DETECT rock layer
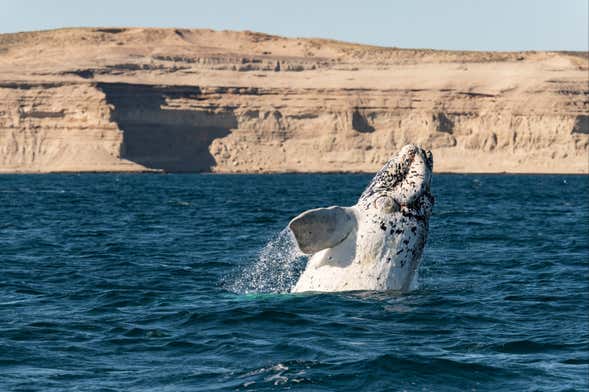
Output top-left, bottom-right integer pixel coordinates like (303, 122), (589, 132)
(0, 28), (587, 173)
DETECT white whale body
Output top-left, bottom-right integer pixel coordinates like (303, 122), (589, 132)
(289, 144), (434, 293)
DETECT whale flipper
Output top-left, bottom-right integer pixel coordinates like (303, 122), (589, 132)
(288, 206), (356, 254)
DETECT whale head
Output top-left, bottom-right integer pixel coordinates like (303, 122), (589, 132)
(288, 144), (434, 293)
(358, 143), (434, 216)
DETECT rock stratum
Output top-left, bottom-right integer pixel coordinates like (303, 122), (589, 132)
(0, 28), (587, 173)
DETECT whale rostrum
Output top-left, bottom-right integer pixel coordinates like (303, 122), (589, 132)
(289, 144), (434, 293)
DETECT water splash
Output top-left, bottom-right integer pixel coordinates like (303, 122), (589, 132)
(228, 228), (307, 294)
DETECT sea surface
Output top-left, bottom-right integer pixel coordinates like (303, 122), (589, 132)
(0, 173), (588, 391)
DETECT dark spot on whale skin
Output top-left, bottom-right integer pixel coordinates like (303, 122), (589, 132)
(396, 249), (403, 255)
(402, 210), (426, 222)
(380, 222), (387, 231)
(411, 226), (417, 233)
(400, 259), (406, 267)
(403, 240), (409, 245)
(395, 229), (403, 234)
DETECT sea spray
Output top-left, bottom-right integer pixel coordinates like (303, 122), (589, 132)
(228, 228), (307, 294)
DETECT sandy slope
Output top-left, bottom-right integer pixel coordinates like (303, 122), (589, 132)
(0, 28), (587, 173)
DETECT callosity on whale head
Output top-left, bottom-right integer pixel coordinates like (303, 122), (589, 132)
(289, 144), (434, 293)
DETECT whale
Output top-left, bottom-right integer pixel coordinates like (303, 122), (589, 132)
(289, 144), (434, 293)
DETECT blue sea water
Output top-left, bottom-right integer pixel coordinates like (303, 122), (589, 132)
(0, 173), (588, 391)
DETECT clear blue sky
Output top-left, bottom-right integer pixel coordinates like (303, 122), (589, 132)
(2, 0), (587, 51)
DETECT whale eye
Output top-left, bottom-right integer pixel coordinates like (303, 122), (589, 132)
(374, 196), (399, 213)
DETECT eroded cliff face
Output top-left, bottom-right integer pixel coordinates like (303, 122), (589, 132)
(0, 28), (587, 173)
(0, 82), (131, 172)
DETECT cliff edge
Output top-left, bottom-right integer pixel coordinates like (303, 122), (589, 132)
(0, 28), (587, 173)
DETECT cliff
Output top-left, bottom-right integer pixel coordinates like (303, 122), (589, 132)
(0, 28), (587, 173)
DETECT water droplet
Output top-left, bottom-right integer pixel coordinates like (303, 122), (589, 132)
(227, 228), (307, 294)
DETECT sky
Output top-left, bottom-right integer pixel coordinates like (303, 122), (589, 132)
(1, 0), (587, 51)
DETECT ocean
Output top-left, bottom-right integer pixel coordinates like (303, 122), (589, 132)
(1, 173), (588, 391)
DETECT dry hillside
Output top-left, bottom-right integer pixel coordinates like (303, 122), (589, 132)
(0, 27), (587, 173)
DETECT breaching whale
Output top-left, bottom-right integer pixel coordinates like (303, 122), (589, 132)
(289, 144), (434, 293)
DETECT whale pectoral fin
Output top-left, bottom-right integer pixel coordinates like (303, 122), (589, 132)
(288, 206), (357, 254)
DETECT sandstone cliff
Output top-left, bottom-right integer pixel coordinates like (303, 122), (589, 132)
(0, 28), (587, 173)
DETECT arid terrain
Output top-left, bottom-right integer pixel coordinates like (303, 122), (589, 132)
(0, 27), (587, 173)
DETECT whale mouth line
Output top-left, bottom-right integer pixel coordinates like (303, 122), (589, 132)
(359, 144), (433, 212)
(398, 147), (419, 185)
(392, 147), (430, 202)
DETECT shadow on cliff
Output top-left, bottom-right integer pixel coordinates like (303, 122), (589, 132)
(97, 83), (235, 172)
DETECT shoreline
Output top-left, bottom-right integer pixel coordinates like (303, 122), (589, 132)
(0, 170), (587, 175)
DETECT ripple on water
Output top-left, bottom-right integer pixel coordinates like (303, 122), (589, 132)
(0, 174), (587, 391)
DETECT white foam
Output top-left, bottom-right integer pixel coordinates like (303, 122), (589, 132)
(228, 228), (306, 294)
